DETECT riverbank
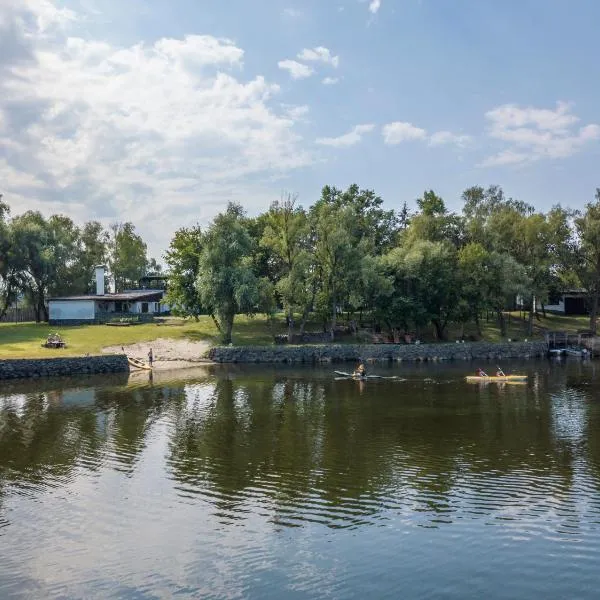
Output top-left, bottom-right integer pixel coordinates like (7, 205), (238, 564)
(0, 355), (129, 380)
(102, 338), (212, 371)
(209, 340), (549, 363)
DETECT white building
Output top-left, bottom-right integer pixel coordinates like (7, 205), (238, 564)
(48, 265), (169, 325)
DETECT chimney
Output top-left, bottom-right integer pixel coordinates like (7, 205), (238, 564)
(94, 265), (105, 296)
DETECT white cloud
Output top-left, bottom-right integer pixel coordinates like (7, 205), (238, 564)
(369, 0), (382, 14)
(382, 122), (427, 144)
(282, 104), (310, 120)
(282, 8), (302, 18)
(316, 124), (375, 148)
(482, 101), (600, 167)
(0, 1), (312, 257)
(322, 77), (340, 85)
(3, 0), (77, 32)
(298, 46), (339, 68)
(429, 130), (472, 148)
(154, 35), (244, 66)
(277, 59), (314, 79)
(382, 121), (471, 149)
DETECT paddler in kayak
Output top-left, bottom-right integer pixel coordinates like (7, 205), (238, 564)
(496, 366), (505, 376)
(476, 368), (488, 377)
(354, 362), (367, 378)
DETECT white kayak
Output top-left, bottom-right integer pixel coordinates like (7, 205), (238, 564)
(334, 371), (401, 380)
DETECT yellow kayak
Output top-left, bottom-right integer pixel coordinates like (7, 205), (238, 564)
(127, 357), (152, 371)
(465, 375), (527, 383)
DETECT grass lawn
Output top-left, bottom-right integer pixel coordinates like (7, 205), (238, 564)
(0, 315), (283, 359)
(0, 311), (589, 359)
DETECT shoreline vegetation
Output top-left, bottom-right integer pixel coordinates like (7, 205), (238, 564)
(4, 186), (600, 353)
(0, 312), (589, 364)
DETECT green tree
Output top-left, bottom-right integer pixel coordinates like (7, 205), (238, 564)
(164, 225), (204, 319)
(573, 189), (600, 332)
(406, 190), (464, 248)
(75, 221), (109, 293)
(260, 193), (312, 339)
(108, 222), (149, 292)
(311, 200), (361, 340)
(196, 203), (261, 344)
(10, 211), (53, 321)
(457, 242), (491, 337)
(383, 240), (459, 340)
(0, 197), (20, 319)
(46, 215), (83, 297)
(317, 184), (398, 254)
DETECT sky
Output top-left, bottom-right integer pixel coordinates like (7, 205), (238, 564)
(1, 0), (599, 260)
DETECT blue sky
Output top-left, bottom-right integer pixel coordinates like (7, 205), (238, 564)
(1, 0), (599, 259)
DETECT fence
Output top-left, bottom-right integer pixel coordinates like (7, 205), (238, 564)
(0, 306), (39, 323)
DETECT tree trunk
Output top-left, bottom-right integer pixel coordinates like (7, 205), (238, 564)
(330, 293), (337, 341)
(299, 306), (310, 336)
(498, 310), (507, 337)
(432, 318), (446, 341)
(474, 313), (482, 337)
(223, 314), (234, 345)
(287, 309), (294, 341)
(210, 312), (222, 333)
(528, 296), (534, 337)
(590, 291), (599, 334)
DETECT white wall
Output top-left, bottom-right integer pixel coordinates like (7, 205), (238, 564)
(130, 300), (169, 314)
(49, 300), (95, 321)
(544, 299), (565, 314)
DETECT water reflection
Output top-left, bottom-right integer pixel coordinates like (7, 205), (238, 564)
(1, 361), (600, 598)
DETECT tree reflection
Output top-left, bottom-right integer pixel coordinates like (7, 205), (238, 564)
(0, 362), (599, 530)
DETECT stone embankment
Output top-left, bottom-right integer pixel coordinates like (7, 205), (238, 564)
(209, 341), (548, 364)
(0, 355), (129, 380)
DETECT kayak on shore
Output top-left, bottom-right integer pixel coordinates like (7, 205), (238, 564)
(127, 356), (152, 371)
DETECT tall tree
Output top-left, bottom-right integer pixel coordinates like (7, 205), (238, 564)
(0, 197), (19, 318)
(260, 193), (312, 338)
(108, 222), (148, 292)
(10, 211), (53, 321)
(46, 215), (83, 297)
(311, 199), (361, 340)
(573, 189), (600, 332)
(196, 203), (261, 344)
(406, 190), (464, 248)
(164, 225), (204, 319)
(76, 221), (109, 293)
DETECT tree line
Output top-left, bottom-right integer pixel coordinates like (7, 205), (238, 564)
(165, 184), (600, 343)
(0, 196), (159, 321)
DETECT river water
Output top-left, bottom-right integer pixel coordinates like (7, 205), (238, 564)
(1, 359), (600, 599)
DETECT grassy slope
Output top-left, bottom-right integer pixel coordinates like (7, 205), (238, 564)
(0, 315), (280, 359)
(0, 312), (589, 359)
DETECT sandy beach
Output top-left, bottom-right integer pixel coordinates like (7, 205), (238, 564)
(102, 338), (213, 371)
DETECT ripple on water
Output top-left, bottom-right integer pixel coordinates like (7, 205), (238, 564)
(2, 364), (600, 599)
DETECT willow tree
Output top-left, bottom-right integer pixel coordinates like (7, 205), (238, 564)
(260, 193), (312, 339)
(196, 203), (260, 344)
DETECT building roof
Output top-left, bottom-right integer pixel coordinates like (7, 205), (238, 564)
(50, 290), (163, 302)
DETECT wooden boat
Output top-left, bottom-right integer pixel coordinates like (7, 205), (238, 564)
(465, 374), (527, 383)
(127, 356), (152, 370)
